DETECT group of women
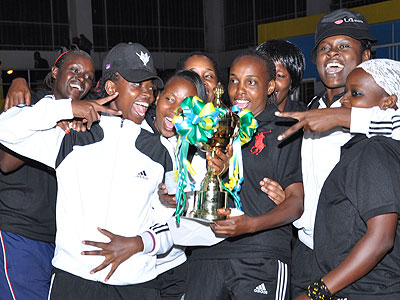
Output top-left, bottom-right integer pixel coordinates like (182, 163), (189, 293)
(1, 39), (307, 300)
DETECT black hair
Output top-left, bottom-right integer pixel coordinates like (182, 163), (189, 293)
(176, 52), (219, 78)
(176, 52), (229, 103)
(164, 70), (207, 102)
(231, 50), (277, 105)
(256, 39), (305, 95)
(232, 50), (276, 81)
(97, 71), (120, 98)
(360, 39), (373, 54)
(43, 50), (93, 92)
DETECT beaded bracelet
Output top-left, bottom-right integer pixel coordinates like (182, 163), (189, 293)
(307, 278), (333, 300)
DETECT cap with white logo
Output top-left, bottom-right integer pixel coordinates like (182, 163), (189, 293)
(102, 42), (163, 89)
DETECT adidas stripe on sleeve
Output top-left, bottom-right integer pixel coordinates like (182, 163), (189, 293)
(139, 223), (173, 256)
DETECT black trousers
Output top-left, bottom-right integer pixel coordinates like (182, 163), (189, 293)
(290, 239), (317, 298)
(49, 268), (160, 300)
(157, 261), (187, 300)
(185, 257), (289, 300)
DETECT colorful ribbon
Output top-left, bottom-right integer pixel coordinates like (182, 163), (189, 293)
(172, 96), (220, 223)
(223, 105), (258, 209)
(172, 98), (257, 222)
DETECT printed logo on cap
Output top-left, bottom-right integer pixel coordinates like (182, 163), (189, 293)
(137, 51), (150, 66)
(334, 17), (364, 24)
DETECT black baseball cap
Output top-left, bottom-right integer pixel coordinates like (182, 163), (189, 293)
(311, 8), (377, 63)
(102, 42), (163, 89)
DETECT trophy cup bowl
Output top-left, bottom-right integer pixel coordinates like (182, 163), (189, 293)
(189, 83), (240, 221)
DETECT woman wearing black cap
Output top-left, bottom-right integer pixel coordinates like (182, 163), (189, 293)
(270, 8), (377, 299)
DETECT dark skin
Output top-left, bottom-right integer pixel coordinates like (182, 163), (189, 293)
(274, 59), (292, 112)
(5, 76), (90, 133)
(0, 53), (99, 173)
(275, 107), (351, 141)
(159, 146), (233, 208)
(81, 228), (144, 282)
(259, 58), (295, 204)
(211, 55), (304, 236)
(211, 182), (303, 236)
(296, 66), (398, 300)
(81, 78), (231, 277)
(295, 214), (398, 300)
(0, 150), (24, 173)
(259, 177), (285, 205)
(70, 94), (121, 129)
(154, 76), (232, 207)
(79, 76), (164, 281)
(5, 62), (157, 282)
(184, 55), (218, 103)
(4, 78), (31, 110)
(316, 35), (370, 106)
(275, 35), (371, 141)
(105, 76), (156, 125)
(340, 68), (398, 110)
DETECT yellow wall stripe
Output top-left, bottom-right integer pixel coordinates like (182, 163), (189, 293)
(258, 0), (400, 44)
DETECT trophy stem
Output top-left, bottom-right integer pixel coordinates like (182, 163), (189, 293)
(189, 168), (228, 221)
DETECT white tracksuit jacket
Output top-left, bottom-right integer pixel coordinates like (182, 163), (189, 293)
(0, 96), (174, 285)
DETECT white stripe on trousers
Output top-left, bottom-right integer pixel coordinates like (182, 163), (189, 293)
(275, 260), (288, 300)
(0, 230), (17, 300)
(48, 273), (56, 300)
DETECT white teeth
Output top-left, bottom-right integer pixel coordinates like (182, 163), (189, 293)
(136, 101), (149, 108)
(165, 116), (173, 122)
(235, 99), (249, 103)
(327, 62), (344, 68)
(70, 83), (83, 91)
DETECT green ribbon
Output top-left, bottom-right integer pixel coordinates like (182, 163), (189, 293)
(172, 96), (221, 223)
(223, 105), (258, 209)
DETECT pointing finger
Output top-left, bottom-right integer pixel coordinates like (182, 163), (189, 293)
(94, 93), (119, 105)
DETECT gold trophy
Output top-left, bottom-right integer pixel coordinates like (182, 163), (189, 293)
(189, 83), (240, 221)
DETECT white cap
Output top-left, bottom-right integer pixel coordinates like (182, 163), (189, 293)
(357, 59), (400, 107)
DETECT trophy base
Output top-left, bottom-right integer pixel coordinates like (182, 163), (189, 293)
(188, 190), (228, 221)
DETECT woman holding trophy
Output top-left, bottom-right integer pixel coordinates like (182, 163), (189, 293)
(184, 50), (304, 300)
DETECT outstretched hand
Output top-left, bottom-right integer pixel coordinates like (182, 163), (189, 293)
(81, 227), (144, 281)
(71, 93), (121, 129)
(275, 107), (350, 141)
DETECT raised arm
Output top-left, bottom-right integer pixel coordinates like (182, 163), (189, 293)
(0, 94), (120, 168)
(276, 107), (351, 141)
(4, 78), (31, 111)
(276, 106), (400, 141)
